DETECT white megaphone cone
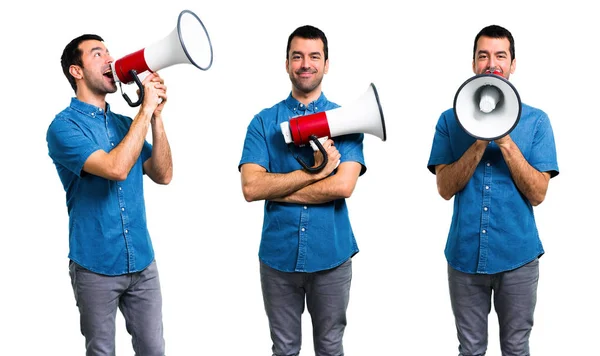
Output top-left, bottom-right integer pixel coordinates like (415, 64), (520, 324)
(110, 9), (213, 107)
(454, 70), (521, 141)
(280, 83), (387, 173)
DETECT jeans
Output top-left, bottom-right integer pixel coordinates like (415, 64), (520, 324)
(448, 258), (539, 356)
(69, 260), (165, 356)
(260, 258), (352, 356)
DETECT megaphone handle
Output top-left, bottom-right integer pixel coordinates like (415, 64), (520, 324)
(122, 70), (144, 107)
(290, 135), (328, 173)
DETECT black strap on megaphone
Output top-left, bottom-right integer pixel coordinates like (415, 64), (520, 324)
(287, 135), (328, 173)
(118, 69), (145, 107)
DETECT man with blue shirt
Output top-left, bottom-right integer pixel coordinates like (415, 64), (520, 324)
(47, 34), (172, 356)
(427, 25), (559, 356)
(239, 25), (365, 356)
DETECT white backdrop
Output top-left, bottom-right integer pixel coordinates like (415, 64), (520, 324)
(1, 0), (598, 355)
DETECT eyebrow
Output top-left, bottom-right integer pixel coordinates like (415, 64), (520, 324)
(477, 50), (508, 56)
(291, 50), (322, 57)
(89, 46), (106, 53)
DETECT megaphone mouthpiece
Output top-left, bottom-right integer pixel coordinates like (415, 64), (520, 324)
(479, 85), (501, 113)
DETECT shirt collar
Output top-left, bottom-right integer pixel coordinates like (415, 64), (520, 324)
(69, 97), (112, 118)
(284, 92), (329, 113)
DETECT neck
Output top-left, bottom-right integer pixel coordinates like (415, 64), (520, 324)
(76, 88), (107, 110)
(291, 87), (322, 106)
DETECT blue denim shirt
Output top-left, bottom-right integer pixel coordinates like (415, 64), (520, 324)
(239, 92), (365, 273)
(47, 98), (154, 276)
(427, 104), (559, 274)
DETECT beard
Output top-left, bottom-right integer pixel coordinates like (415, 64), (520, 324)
(83, 68), (118, 95)
(289, 69), (324, 94)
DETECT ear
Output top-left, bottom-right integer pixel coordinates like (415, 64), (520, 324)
(285, 58), (290, 74)
(324, 58), (329, 74)
(510, 58), (516, 74)
(472, 59), (476, 74)
(69, 65), (83, 80)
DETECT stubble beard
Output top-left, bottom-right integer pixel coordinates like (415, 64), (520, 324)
(290, 73), (323, 94)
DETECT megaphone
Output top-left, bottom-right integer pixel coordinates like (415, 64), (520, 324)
(453, 71), (521, 141)
(110, 9), (213, 107)
(280, 83), (386, 173)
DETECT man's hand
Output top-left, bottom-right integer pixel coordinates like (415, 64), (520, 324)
(313, 138), (341, 178)
(139, 72), (167, 118)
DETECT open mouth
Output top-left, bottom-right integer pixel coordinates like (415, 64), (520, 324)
(103, 68), (115, 81)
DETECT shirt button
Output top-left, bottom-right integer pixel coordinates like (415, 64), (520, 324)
(111, 142), (115, 146)
(121, 207), (125, 211)
(125, 229), (129, 234)
(486, 162), (491, 167)
(304, 206), (308, 209)
(485, 186), (490, 190)
(315, 107), (318, 110)
(483, 207), (488, 211)
(482, 229), (487, 234)
(91, 113), (95, 117)
(119, 187), (122, 190)
(301, 228), (305, 232)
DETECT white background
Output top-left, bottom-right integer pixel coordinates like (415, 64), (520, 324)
(1, 0), (598, 355)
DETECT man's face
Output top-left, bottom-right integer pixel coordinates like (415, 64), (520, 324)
(286, 37), (329, 94)
(472, 36), (516, 79)
(74, 40), (117, 95)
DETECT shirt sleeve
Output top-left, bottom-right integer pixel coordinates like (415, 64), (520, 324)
(46, 118), (101, 177)
(427, 112), (454, 174)
(141, 141), (152, 163)
(528, 112), (559, 178)
(238, 114), (270, 172)
(337, 133), (366, 176)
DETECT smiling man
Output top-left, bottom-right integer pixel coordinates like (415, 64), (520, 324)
(47, 34), (172, 356)
(427, 25), (559, 355)
(239, 25), (366, 356)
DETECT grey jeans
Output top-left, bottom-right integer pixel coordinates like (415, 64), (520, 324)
(69, 260), (165, 356)
(260, 259), (352, 356)
(448, 258), (540, 356)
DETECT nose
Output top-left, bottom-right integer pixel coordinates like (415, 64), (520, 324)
(300, 56), (309, 69)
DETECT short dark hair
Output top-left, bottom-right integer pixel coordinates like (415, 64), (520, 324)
(473, 25), (515, 61)
(61, 34), (104, 93)
(286, 25), (328, 61)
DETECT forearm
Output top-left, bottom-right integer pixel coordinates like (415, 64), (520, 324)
(436, 140), (488, 200)
(272, 162), (360, 204)
(498, 140), (550, 206)
(146, 116), (173, 183)
(241, 167), (325, 202)
(272, 176), (347, 204)
(108, 109), (153, 178)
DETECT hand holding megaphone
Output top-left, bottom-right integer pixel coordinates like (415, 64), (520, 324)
(312, 138), (341, 171)
(111, 9), (213, 107)
(138, 72), (167, 114)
